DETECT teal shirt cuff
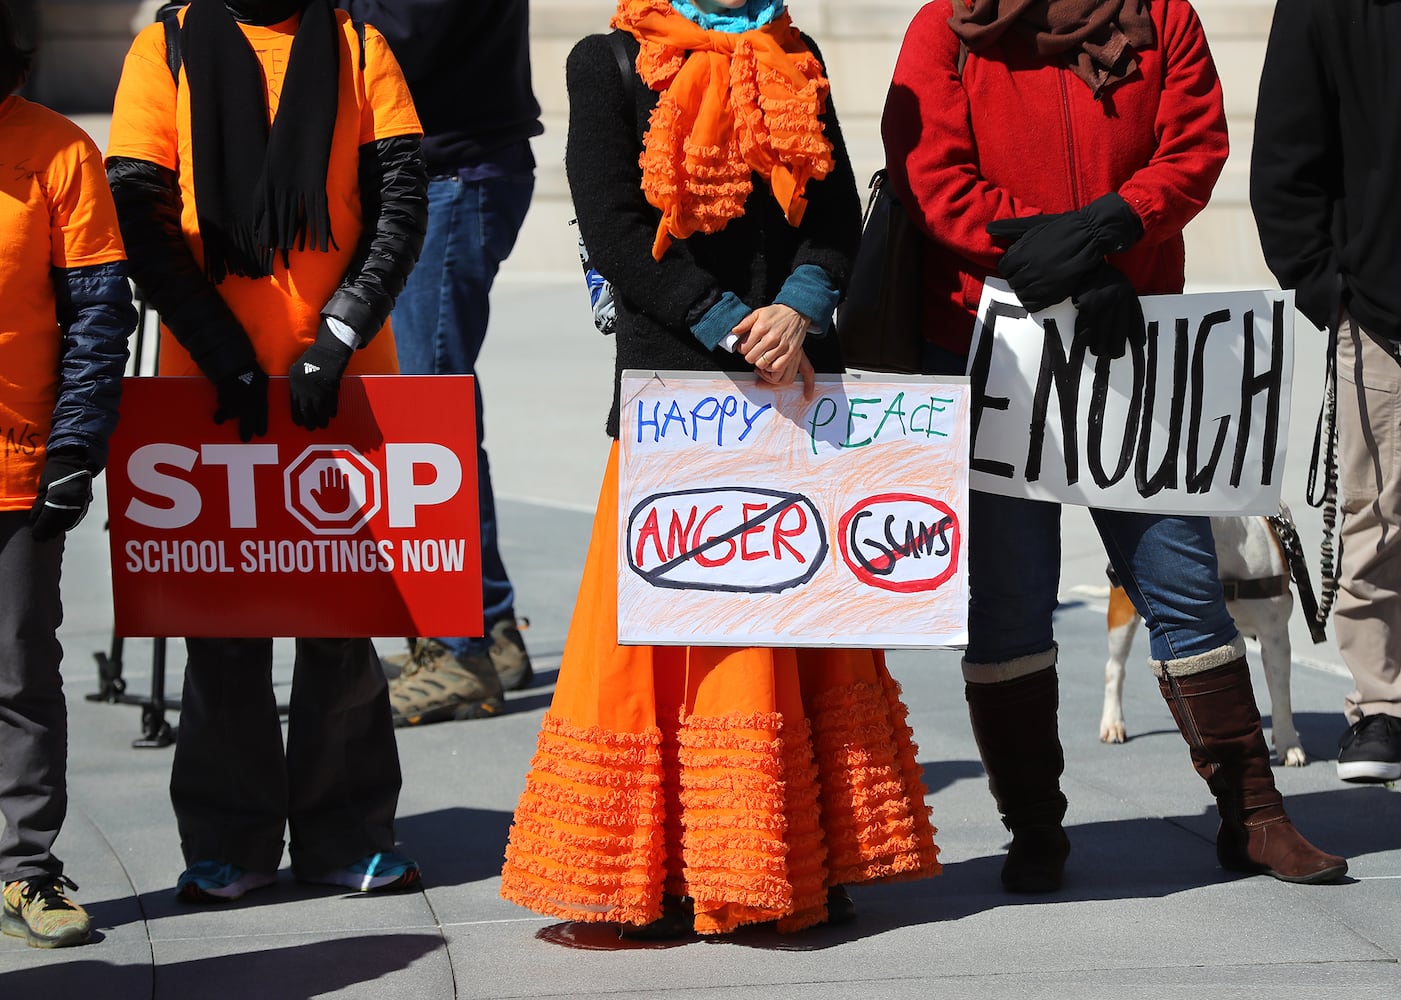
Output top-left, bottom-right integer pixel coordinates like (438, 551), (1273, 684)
(774, 264), (840, 335)
(691, 292), (752, 350)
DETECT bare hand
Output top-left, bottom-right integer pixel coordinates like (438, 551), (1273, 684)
(734, 304), (809, 379)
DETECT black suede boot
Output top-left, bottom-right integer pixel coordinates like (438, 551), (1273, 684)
(966, 665), (1071, 893)
(1159, 657), (1347, 884)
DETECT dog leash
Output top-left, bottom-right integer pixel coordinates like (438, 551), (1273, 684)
(1267, 507), (1329, 645)
(1304, 316), (1342, 642)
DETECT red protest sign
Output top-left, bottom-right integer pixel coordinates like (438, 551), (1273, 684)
(105, 376), (482, 638)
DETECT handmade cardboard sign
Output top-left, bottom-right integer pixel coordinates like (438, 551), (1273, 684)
(105, 376), (482, 638)
(618, 371), (970, 648)
(968, 282), (1294, 515)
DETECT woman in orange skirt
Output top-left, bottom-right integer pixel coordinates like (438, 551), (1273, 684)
(499, 0), (941, 937)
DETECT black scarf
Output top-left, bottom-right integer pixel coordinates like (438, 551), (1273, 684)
(182, 0), (339, 282)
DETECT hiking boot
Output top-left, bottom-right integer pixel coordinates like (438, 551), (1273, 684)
(175, 861), (277, 903)
(488, 616), (534, 691)
(1337, 714), (1401, 783)
(380, 639), (414, 681)
(300, 851), (421, 893)
(389, 638), (505, 727)
(3, 875), (91, 948)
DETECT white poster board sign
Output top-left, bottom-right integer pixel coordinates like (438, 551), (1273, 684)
(618, 371), (970, 648)
(968, 282), (1293, 515)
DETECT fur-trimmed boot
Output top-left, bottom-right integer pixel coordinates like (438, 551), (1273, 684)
(965, 658), (1071, 893)
(1158, 655), (1347, 884)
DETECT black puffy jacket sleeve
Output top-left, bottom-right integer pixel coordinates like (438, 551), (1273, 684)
(105, 155), (260, 382)
(322, 134), (429, 342)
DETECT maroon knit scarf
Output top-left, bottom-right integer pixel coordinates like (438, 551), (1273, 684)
(949, 0), (1156, 97)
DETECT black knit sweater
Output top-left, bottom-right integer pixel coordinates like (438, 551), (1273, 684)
(1251, 0), (1401, 338)
(565, 30), (862, 438)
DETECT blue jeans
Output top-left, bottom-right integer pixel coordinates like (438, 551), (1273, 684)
(924, 344), (1237, 665)
(392, 163), (534, 656)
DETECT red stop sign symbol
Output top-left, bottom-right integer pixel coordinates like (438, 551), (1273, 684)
(283, 445), (382, 536)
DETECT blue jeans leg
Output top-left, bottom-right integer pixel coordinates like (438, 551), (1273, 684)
(392, 170), (534, 657)
(1093, 509), (1238, 663)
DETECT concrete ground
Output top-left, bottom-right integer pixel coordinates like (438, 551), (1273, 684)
(4, 115), (1399, 999)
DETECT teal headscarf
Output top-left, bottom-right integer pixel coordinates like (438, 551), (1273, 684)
(669, 0), (785, 33)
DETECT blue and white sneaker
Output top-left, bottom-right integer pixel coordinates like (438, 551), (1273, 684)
(176, 861), (276, 903)
(303, 852), (421, 893)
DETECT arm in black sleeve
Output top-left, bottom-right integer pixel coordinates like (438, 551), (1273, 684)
(565, 33), (722, 337)
(1249, 0), (1343, 330)
(785, 36), (863, 297)
(104, 155), (259, 381)
(321, 134), (429, 342)
(47, 261), (137, 471)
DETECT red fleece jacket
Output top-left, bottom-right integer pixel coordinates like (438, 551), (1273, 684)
(881, 0), (1228, 354)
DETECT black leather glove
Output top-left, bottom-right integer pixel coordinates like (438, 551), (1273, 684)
(29, 449), (94, 542)
(986, 193), (1144, 312)
(289, 318), (355, 431)
(213, 364), (270, 442)
(1074, 262), (1146, 360)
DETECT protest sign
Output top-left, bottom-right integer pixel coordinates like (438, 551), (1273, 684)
(619, 371), (970, 648)
(968, 283), (1293, 514)
(105, 376), (481, 638)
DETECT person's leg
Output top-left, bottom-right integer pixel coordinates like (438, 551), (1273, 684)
(0, 514), (67, 885)
(0, 515), (94, 947)
(961, 490), (1070, 892)
(286, 637), (406, 882)
(1331, 313), (1401, 778)
(169, 638), (287, 879)
(923, 342), (1069, 891)
(1096, 509), (1345, 883)
(391, 167), (535, 688)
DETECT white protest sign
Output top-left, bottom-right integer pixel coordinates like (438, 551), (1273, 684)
(968, 282), (1293, 515)
(618, 371), (970, 648)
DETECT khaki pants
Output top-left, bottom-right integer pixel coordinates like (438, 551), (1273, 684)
(1334, 312), (1401, 723)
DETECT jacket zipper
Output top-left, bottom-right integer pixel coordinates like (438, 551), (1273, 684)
(1057, 71), (1081, 208)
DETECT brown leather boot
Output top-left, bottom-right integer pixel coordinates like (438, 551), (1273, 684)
(1158, 657), (1347, 884)
(966, 665), (1071, 893)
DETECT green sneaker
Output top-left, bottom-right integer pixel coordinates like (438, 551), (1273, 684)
(2, 875), (91, 948)
(488, 616), (534, 691)
(389, 639), (505, 727)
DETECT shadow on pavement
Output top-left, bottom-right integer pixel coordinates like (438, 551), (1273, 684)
(0, 933), (442, 1000)
(395, 806), (515, 888)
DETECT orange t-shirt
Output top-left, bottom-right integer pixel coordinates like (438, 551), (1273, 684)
(105, 9), (421, 377)
(0, 95), (127, 509)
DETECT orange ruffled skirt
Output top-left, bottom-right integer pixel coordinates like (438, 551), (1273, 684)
(500, 444), (940, 933)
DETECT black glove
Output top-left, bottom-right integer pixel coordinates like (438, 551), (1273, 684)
(289, 318), (355, 431)
(986, 193), (1144, 312)
(213, 365), (270, 442)
(1074, 262), (1146, 360)
(29, 449), (94, 542)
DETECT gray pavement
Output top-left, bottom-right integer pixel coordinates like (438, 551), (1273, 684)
(5, 114), (1400, 992)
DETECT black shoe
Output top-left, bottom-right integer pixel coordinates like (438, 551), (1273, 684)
(825, 885), (856, 925)
(1002, 823), (1070, 893)
(1337, 714), (1401, 783)
(617, 895), (694, 940)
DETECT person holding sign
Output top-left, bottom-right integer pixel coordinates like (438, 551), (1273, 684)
(499, 0), (941, 938)
(1251, 0), (1401, 785)
(882, 0), (1346, 892)
(105, 0), (428, 903)
(0, 2), (136, 948)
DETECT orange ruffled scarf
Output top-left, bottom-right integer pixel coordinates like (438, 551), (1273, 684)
(611, 0), (836, 260)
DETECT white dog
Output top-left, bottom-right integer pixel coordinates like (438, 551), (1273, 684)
(1100, 512), (1308, 766)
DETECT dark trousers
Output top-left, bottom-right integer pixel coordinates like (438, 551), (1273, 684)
(0, 512), (67, 883)
(169, 636), (402, 877)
